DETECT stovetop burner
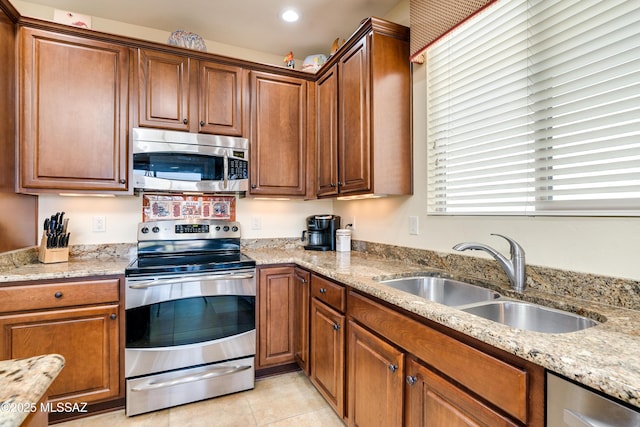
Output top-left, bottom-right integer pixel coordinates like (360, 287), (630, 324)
(125, 219), (255, 277)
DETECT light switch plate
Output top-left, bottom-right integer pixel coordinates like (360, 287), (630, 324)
(409, 216), (419, 235)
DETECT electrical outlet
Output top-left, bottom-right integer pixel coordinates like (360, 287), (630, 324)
(347, 216), (356, 230)
(251, 216), (262, 230)
(409, 216), (419, 235)
(92, 215), (106, 232)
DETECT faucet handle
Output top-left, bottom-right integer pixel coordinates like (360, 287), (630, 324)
(490, 234), (525, 258)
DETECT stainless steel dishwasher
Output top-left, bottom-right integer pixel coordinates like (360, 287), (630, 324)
(547, 372), (640, 427)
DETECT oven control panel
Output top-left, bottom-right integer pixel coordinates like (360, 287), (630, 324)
(138, 219), (241, 241)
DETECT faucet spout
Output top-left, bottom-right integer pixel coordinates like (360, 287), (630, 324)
(453, 234), (526, 293)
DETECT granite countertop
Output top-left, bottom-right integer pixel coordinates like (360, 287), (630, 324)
(0, 244), (132, 283)
(0, 354), (65, 427)
(1, 244), (639, 410)
(244, 247), (640, 409)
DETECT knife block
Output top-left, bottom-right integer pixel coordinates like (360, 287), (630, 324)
(38, 235), (69, 264)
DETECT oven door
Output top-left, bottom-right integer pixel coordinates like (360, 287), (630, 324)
(125, 269), (256, 378)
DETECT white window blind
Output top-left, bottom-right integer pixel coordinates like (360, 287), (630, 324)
(426, 0), (640, 216)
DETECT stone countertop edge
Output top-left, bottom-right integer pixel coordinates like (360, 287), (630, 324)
(0, 354), (65, 427)
(1, 245), (639, 409)
(243, 248), (640, 410)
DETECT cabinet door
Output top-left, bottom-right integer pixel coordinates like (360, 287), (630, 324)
(19, 27), (129, 192)
(310, 298), (345, 417)
(257, 266), (295, 368)
(199, 61), (244, 136)
(137, 49), (191, 131)
(293, 267), (310, 374)
(347, 320), (404, 427)
(0, 304), (120, 404)
(338, 36), (370, 195)
(249, 71), (307, 196)
(316, 65), (339, 197)
(405, 358), (518, 427)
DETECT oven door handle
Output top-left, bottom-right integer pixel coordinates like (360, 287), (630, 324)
(130, 364), (252, 391)
(128, 273), (255, 289)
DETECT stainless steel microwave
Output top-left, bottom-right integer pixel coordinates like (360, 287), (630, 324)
(132, 128), (249, 193)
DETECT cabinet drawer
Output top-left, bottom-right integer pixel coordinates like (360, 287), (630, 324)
(311, 275), (345, 312)
(348, 290), (529, 424)
(0, 279), (120, 312)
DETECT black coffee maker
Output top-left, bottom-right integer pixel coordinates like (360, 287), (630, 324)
(301, 215), (341, 251)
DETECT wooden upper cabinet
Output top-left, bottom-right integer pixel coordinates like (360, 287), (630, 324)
(316, 65), (339, 197)
(338, 37), (370, 195)
(316, 18), (412, 198)
(249, 71), (308, 197)
(137, 49), (244, 135)
(18, 27), (130, 193)
(137, 49), (191, 131)
(199, 61), (244, 136)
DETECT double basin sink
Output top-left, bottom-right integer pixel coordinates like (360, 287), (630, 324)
(377, 275), (599, 333)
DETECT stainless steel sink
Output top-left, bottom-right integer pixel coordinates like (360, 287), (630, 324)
(378, 276), (501, 307)
(461, 300), (598, 333)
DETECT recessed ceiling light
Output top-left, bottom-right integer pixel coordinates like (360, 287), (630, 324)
(281, 9), (299, 22)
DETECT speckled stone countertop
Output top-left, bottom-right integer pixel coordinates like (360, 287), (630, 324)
(0, 354), (65, 427)
(243, 246), (640, 410)
(1, 241), (639, 410)
(0, 244), (133, 283)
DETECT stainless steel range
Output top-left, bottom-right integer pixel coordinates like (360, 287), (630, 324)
(124, 219), (256, 416)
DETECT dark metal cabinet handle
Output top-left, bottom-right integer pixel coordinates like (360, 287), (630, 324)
(319, 288), (327, 294)
(330, 183), (336, 188)
(119, 178), (126, 184)
(54, 291), (63, 298)
(199, 121), (205, 126)
(183, 118), (188, 124)
(406, 375), (417, 385)
(332, 323), (340, 331)
(251, 184), (257, 189)
(389, 364), (398, 373)
(110, 313), (117, 320)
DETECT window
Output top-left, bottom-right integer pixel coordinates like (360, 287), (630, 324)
(426, 0), (640, 216)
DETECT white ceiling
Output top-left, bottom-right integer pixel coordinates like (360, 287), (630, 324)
(22, 0), (403, 59)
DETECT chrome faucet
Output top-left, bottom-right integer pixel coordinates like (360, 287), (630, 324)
(453, 234), (526, 293)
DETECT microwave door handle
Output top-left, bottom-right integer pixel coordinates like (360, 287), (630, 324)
(224, 151), (229, 189)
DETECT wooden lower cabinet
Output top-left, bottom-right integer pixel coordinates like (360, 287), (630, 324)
(405, 358), (519, 427)
(0, 305), (120, 404)
(0, 277), (123, 421)
(310, 297), (345, 417)
(347, 320), (403, 427)
(293, 267), (310, 374)
(257, 266), (296, 368)
(347, 290), (544, 426)
(258, 267), (543, 426)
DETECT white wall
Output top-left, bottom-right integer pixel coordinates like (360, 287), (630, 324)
(12, 1), (283, 65)
(333, 11), (640, 281)
(21, 0), (640, 281)
(37, 195), (333, 244)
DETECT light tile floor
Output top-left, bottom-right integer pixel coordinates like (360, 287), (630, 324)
(56, 372), (345, 427)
